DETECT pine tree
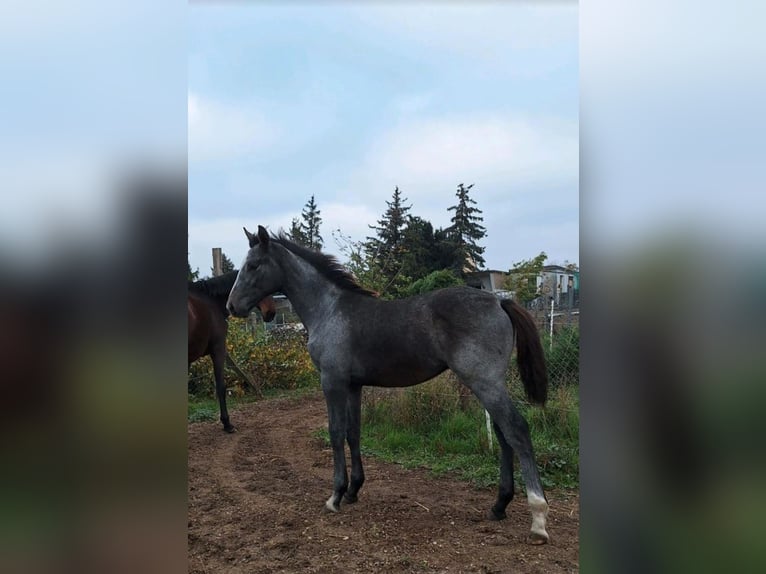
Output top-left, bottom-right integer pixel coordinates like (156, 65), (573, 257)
(288, 217), (308, 246)
(445, 183), (486, 274)
(299, 195), (323, 250)
(365, 186), (412, 293)
(366, 187), (411, 253)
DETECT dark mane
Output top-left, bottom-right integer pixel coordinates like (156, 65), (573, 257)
(189, 270), (238, 300)
(272, 232), (377, 297)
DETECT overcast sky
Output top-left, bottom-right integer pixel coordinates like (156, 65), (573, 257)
(188, 3), (578, 277)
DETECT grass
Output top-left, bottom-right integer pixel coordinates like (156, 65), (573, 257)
(315, 377), (579, 491)
(314, 416), (501, 489)
(521, 385), (580, 489)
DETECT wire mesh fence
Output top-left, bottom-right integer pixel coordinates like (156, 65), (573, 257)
(361, 293), (579, 415)
(358, 294), (579, 470)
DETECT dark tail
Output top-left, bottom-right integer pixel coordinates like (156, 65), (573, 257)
(501, 299), (548, 405)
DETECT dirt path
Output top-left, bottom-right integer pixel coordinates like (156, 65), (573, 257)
(188, 392), (579, 573)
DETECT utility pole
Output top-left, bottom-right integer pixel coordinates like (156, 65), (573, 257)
(212, 247), (222, 277)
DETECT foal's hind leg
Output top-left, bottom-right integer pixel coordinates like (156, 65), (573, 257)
(493, 399), (548, 543)
(344, 387), (365, 504)
(212, 346), (235, 433)
(488, 421), (515, 521)
(463, 376), (549, 544)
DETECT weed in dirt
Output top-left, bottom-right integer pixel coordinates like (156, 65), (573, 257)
(188, 388), (323, 425)
(188, 394), (259, 423)
(188, 399), (218, 423)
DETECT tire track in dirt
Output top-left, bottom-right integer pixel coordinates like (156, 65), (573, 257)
(189, 392), (579, 573)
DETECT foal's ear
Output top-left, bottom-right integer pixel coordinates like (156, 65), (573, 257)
(244, 227), (258, 248)
(257, 225), (270, 249)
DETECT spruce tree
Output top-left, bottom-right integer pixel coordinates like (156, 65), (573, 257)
(288, 217), (308, 246)
(366, 186), (411, 254)
(365, 186), (412, 291)
(299, 195), (323, 250)
(445, 183), (486, 274)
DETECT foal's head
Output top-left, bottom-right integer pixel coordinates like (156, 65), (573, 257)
(227, 226), (283, 318)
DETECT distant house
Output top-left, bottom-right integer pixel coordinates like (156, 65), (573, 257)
(537, 265), (579, 308)
(468, 265), (580, 309)
(464, 270), (513, 298)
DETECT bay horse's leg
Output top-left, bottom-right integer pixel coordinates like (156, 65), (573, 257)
(488, 421), (515, 521)
(212, 346), (235, 433)
(322, 378), (349, 512)
(344, 386), (365, 504)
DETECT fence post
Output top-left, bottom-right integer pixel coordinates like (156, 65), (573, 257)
(212, 247), (222, 277)
(549, 296), (555, 351)
(485, 410), (494, 452)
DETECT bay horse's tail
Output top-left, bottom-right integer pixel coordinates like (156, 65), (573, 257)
(501, 299), (548, 405)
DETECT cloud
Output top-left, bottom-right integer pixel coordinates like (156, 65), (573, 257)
(333, 112), (579, 267)
(320, 202), (379, 249)
(188, 93), (279, 165)
(348, 3), (577, 67)
(188, 201), (382, 275)
(188, 213), (293, 270)
(389, 93), (434, 116)
(347, 114), (577, 206)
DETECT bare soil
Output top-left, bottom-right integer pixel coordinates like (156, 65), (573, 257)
(188, 392), (579, 573)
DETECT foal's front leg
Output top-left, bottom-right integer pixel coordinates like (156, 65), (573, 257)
(344, 386), (365, 504)
(322, 379), (349, 512)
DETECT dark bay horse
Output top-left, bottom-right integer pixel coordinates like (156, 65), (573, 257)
(188, 270), (276, 432)
(226, 226), (552, 544)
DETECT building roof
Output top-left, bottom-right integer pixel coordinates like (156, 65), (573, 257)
(465, 269), (508, 276)
(542, 265), (577, 273)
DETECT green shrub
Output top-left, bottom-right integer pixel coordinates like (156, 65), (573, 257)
(402, 269), (463, 297)
(188, 317), (319, 398)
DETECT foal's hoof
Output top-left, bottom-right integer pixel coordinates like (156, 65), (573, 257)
(344, 492), (359, 504)
(487, 508), (507, 521)
(324, 497), (340, 513)
(223, 425), (236, 434)
(528, 531), (549, 545)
